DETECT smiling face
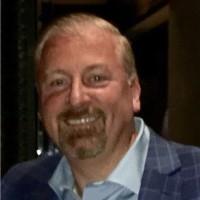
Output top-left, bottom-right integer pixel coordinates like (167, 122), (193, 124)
(37, 28), (140, 160)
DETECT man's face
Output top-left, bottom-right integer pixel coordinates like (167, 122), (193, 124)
(37, 29), (140, 160)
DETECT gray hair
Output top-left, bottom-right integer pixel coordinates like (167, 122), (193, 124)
(35, 13), (137, 77)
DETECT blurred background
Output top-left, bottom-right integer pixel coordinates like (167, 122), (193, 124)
(2, 0), (200, 175)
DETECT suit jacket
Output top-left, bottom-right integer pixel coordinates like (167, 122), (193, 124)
(2, 131), (200, 200)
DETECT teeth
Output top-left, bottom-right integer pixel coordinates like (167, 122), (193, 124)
(67, 116), (96, 125)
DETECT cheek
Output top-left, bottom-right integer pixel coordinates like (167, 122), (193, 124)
(40, 91), (66, 114)
(102, 85), (133, 121)
(39, 92), (66, 139)
(102, 84), (132, 109)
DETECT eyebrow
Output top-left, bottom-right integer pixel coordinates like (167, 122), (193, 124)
(83, 63), (109, 72)
(44, 69), (67, 78)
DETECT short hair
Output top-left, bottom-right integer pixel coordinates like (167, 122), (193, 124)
(35, 13), (137, 77)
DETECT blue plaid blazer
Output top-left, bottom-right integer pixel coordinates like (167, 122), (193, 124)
(2, 131), (200, 200)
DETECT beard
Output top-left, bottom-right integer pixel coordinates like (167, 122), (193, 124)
(57, 106), (107, 159)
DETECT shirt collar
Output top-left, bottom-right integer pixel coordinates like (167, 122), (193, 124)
(48, 157), (74, 199)
(48, 117), (150, 197)
(107, 117), (150, 194)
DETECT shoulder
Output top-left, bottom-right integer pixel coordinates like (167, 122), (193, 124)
(172, 141), (200, 162)
(151, 132), (200, 168)
(2, 153), (61, 199)
(149, 129), (200, 166)
(3, 153), (61, 182)
(148, 129), (200, 174)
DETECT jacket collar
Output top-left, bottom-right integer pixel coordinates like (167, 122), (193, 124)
(144, 130), (181, 174)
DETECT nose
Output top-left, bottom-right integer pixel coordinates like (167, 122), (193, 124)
(67, 79), (89, 108)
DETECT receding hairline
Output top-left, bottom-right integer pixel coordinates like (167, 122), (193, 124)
(36, 14), (119, 58)
(35, 13), (137, 77)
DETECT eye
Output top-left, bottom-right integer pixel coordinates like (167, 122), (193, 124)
(50, 79), (66, 87)
(90, 75), (105, 82)
(47, 76), (71, 92)
(85, 73), (109, 87)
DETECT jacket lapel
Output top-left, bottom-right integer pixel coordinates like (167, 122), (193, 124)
(139, 130), (182, 200)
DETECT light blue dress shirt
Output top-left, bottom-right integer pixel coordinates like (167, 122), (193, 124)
(49, 117), (150, 200)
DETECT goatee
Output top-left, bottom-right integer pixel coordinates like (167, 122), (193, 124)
(57, 106), (107, 159)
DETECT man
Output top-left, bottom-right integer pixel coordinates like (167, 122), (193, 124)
(2, 13), (200, 200)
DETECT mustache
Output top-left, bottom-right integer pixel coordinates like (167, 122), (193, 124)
(58, 106), (105, 121)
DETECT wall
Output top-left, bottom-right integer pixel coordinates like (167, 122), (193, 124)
(169, 0), (200, 145)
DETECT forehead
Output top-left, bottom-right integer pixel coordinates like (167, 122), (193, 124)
(41, 27), (119, 62)
(36, 27), (123, 78)
(42, 26), (116, 56)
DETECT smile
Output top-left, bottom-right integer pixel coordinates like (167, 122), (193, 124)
(67, 116), (98, 125)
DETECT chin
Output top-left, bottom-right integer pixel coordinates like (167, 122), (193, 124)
(61, 136), (107, 160)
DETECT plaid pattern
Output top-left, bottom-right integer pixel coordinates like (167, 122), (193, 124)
(2, 130), (200, 200)
(139, 131), (200, 200)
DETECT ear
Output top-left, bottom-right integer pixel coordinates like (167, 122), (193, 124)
(128, 76), (141, 113)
